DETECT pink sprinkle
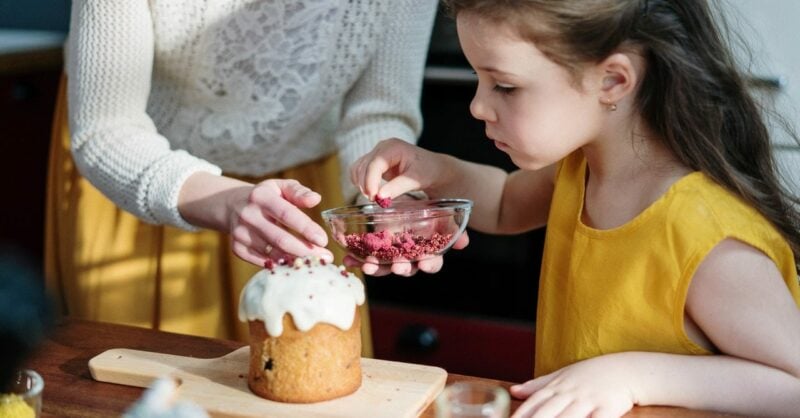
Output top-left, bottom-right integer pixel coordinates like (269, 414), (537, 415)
(264, 259), (275, 270)
(375, 196), (392, 208)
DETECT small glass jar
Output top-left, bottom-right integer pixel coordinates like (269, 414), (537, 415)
(435, 381), (510, 418)
(0, 369), (43, 418)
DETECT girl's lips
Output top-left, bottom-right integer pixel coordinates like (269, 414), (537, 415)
(487, 132), (509, 150)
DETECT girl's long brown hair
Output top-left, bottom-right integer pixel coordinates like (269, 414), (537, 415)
(444, 0), (800, 272)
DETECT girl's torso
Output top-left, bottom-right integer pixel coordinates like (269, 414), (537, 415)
(534, 152), (800, 376)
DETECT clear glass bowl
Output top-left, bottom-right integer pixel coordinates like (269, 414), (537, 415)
(321, 198), (473, 264)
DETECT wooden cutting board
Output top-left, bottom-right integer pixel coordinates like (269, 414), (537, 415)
(89, 347), (447, 418)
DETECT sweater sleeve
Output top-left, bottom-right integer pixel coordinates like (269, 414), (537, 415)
(334, 0), (438, 203)
(66, 0), (222, 231)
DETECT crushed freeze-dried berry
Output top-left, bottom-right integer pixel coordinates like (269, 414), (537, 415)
(375, 196), (392, 208)
(344, 230), (452, 261)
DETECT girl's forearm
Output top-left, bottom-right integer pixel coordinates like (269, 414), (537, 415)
(621, 351), (800, 417)
(429, 154), (509, 233)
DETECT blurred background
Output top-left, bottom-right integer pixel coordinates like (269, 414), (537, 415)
(0, 0), (69, 263)
(1, 0), (797, 383)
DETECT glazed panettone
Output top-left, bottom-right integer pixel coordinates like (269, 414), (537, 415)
(238, 257), (365, 403)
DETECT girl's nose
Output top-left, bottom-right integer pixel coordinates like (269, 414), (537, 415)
(469, 90), (496, 123)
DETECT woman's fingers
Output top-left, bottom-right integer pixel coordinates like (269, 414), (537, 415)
(250, 181), (329, 247)
(238, 203), (332, 261)
(231, 240), (268, 267)
(275, 179), (322, 208)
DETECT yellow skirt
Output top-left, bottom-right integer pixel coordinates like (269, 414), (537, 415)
(45, 78), (372, 356)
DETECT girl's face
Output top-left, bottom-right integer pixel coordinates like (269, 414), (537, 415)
(456, 12), (606, 170)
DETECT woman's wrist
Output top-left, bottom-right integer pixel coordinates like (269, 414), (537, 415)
(177, 172), (252, 232)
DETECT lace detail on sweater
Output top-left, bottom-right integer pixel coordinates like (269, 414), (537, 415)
(197, 0), (340, 149)
(150, 0), (386, 174)
(66, 0), (436, 228)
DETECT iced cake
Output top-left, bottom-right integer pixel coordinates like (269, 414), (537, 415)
(238, 257), (365, 403)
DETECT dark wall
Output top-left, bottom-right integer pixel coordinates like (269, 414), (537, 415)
(0, 0), (70, 32)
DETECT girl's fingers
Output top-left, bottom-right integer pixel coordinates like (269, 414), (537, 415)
(527, 394), (573, 418)
(344, 255), (382, 276)
(556, 401), (594, 418)
(589, 406), (628, 418)
(351, 157), (368, 197)
(511, 373), (558, 398)
(391, 261), (415, 277)
(364, 156), (392, 200)
(417, 256), (443, 273)
(510, 389), (555, 418)
(452, 231), (470, 250)
(376, 175), (423, 203)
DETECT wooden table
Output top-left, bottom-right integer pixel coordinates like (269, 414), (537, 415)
(25, 318), (733, 417)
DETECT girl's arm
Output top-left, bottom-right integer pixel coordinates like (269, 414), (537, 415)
(67, 1), (221, 230)
(434, 156), (556, 234)
(511, 239), (800, 418)
(639, 238), (800, 414)
(351, 139), (556, 235)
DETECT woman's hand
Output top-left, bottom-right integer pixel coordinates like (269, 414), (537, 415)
(510, 355), (638, 418)
(179, 173), (333, 268)
(227, 178), (334, 266)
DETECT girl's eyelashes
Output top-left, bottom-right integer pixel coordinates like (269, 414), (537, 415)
(492, 84), (516, 95)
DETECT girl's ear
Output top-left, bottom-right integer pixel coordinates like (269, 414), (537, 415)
(596, 52), (639, 105)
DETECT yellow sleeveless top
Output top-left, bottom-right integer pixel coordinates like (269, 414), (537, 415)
(534, 152), (800, 376)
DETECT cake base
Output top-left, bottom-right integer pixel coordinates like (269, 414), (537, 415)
(247, 312), (362, 403)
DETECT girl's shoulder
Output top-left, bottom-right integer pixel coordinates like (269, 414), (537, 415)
(664, 172), (793, 267)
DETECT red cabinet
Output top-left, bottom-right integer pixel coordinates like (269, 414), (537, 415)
(370, 304), (535, 383)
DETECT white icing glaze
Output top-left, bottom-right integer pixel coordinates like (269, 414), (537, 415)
(238, 257), (365, 337)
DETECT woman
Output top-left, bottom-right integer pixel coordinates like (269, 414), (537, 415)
(46, 0), (437, 353)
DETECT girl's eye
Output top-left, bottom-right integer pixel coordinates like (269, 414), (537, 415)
(492, 85), (516, 95)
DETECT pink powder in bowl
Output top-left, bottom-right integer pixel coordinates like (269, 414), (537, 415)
(344, 230), (453, 262)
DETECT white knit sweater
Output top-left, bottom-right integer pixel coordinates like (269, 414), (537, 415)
(65, 0), (437, 230)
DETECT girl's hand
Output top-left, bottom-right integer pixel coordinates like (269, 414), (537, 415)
(350, 138), (446, 202)
(510, 355), (637, 418)
(343, 231), (470, 277)
(348, 140), (467, 276)
(227, 178), (334, 267)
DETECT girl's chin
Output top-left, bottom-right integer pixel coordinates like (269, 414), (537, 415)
(509, 154), (548, 171)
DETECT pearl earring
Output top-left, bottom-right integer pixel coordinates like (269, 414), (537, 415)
(609, 103), (617, 111)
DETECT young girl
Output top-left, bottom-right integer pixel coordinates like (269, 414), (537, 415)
(349, 0), (800, 416)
